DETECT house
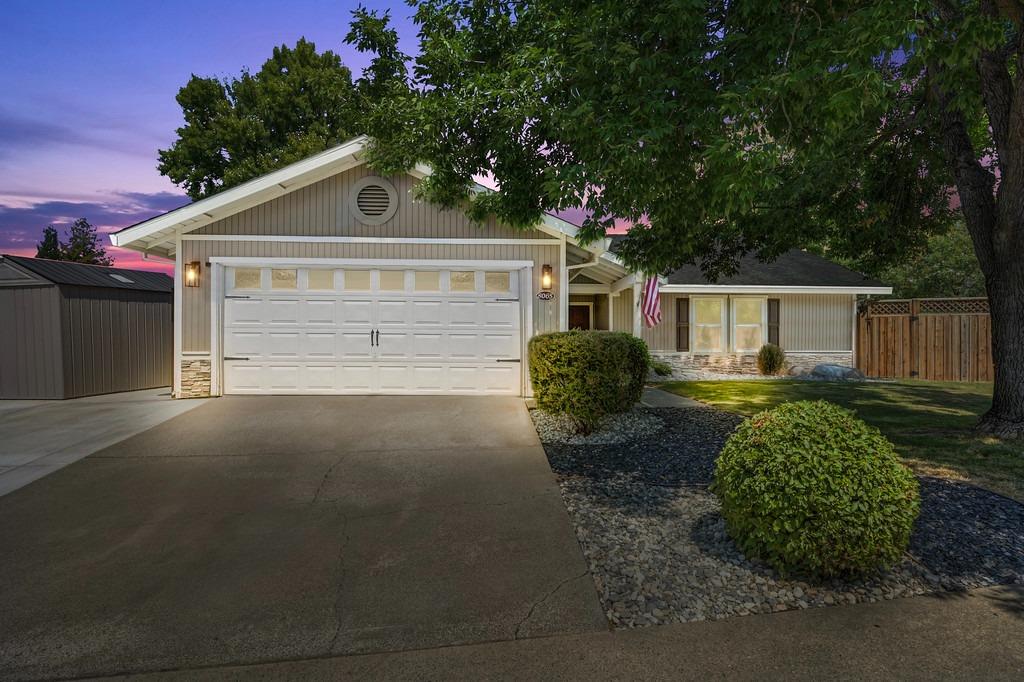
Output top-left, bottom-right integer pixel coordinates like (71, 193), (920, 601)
(0, 255), (173, 399)
(110, 136), (890, 398)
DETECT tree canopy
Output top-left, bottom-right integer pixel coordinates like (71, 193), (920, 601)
(351, 1), (1024, 436)
(158, 35), (388, 199)
(35, 219), (113, 266)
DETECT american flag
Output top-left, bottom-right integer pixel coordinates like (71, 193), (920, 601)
(641, 275), (662, 328)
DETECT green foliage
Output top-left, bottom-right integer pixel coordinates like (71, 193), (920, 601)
(651, 359), (674, 377)
(528, 331), (648, 432)
(756, 344), (786, 376)
(35, 226), (63, 260)
(35, 219), (113, 265)
(849, 223), (986, 298)
(711, 401), (920, 577)
(158, 18), (409, 200)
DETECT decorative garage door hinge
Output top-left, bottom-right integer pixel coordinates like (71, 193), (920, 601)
(495, 358), (521, 363)
(224, 295), (251, 299)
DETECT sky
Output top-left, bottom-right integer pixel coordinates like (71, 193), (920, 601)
(0, 0), (419, 272)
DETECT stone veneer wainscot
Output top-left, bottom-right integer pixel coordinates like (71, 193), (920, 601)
(650, 351), (854, 376)
(179, 358), (212, 398)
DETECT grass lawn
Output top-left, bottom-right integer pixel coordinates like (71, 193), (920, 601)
(660, 379), (1024, 502)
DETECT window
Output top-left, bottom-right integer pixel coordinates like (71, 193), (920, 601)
(733, 297), (766, 352)
(484, 271), (510, 293)
(344, 270), (371, 291)
(234, 268), (261, 289)
(379, 270), (405, 291)
(693, 298), (724, 352)
(271, 269), (297, 289)
(450, 271), (475, 292)
(307, 270), (335, 290)
(414, 270), (440, 291)
(675, 297), (690, 351)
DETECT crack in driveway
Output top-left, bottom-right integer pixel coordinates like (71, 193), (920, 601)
(514, 569), (591, 639)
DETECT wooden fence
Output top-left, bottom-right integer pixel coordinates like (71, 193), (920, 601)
(856, 298), (994, 382)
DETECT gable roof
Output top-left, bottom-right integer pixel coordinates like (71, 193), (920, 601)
(109, 136), (620, 272)
(0, 255), (173, 293)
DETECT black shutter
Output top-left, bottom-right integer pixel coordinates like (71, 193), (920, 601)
(676, 298), (690, 351)
(768, 298), (780, 345)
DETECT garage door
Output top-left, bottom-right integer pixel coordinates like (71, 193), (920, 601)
(221, 266), (523, 395)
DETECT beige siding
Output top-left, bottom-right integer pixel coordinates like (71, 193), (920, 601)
(779, 293), (854, 351)
(181, 240), (560, 353)
(642, 292), (854, 353)
(611, 288), (634, 333)
(641, 293), (687, 351)
(195, 166), (548, 240)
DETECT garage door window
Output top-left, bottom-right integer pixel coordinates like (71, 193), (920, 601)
(344, 270), (371, 291)
(307, 270), (335, 290)
(485, 272), (510, 293)
(450, 271), (475, 292)
(233, 268), (261, 289)
(379, 270), (406, 291)
(415, 271), (440, 291)
(271, 269), (297, 289)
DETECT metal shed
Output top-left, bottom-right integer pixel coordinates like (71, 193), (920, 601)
(0, 255), (173, 399)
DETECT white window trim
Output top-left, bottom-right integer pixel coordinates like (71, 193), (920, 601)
(691, 296), (727, 353)
(731, 296), (768, 353)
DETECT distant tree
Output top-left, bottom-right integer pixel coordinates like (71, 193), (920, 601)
(61, 219), (113, 266)
(35, 226), (63, 260)
(867, 224), (986, 299)
(158, 32), (400, 200)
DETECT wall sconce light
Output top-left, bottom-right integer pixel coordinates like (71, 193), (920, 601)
(541, 264), (553, 291)
(184, 261), (201, 287)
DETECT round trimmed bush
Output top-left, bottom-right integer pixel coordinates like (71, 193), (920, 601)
(711, 400), (920, 577)
(529, 331), (648, 433)
(756, 343), (786, 375)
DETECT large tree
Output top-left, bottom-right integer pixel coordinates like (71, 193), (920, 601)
(158, 37), (374, 199)
(34, 219), (113, 265)
(350, 1), (1024, 437)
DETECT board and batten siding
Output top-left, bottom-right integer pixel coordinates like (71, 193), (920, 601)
(611, 288), (634, 333)
(194, 167), (549, 240)
(181, 240), (561, 353)
(641, 293), (855, 353)
(0, 285), (64, 399)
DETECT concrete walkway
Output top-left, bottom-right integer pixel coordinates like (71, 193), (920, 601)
(113, 584), (1024, 680)
(641, 386), (703, 408)
(0, 396), (604, 681)
(0, 388), (207, 497)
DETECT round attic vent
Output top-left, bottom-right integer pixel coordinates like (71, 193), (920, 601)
(349, 177), (398, 225)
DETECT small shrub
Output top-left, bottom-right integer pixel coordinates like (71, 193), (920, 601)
(711, 400), (920, 577)
(529, 331), (649, 433)
(757, 343), (786, 375)
(651, 359), (674, 377)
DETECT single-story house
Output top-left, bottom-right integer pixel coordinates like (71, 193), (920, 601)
(110, 136), (890, 398)
(0, 255), (173, 399)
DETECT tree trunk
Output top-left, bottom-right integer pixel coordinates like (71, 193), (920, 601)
(978, 251), (1024, 438)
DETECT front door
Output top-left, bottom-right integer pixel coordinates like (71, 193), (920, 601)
(568, 304), (591, 330)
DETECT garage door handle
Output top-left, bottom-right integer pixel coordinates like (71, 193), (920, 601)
(375, 330), (380, 346)
(224, 356), (250, 361)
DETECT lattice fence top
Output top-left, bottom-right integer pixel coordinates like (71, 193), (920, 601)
(865, 298), (989, 316)
(866, 299), (912, 316)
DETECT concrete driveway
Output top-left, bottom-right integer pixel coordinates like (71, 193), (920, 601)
(0, 388), (208, 497)
(0, 396), (605, 680)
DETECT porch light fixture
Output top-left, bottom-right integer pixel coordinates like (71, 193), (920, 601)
(184, 261), (201, 287)
(541, 264), (553, 291)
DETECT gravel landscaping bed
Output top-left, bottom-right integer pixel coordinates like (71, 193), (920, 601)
(532, 406), (1024, 628)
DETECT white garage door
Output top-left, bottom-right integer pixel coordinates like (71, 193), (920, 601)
(221, 266), (523, 395)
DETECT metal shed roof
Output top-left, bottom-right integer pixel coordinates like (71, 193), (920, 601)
(0, 255), (173, 293)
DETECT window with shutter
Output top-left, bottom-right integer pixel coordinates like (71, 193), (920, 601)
(676, 298), (690, 351)
(768, 298), (780, 345)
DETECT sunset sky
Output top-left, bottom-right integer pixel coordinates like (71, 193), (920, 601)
(0, 1), (418, 272)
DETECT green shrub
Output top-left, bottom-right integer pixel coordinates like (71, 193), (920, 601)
(651, 359), (674, 377)
(756, 343), (786, 375)
(711, 400), (920, 577)
(529, 331), (649, 432)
